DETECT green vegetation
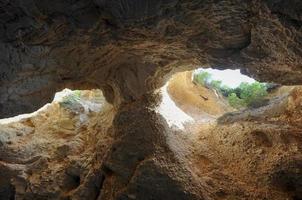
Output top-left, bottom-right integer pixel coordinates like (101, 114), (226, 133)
(193, 71), (268, 109)
(236, 82), (268, 107)
(210, 80), (223, 90)
(225, 82), (268, 108)
(227, 93), (245, 109)
(59, 90), (82, 108)
(193, 71), (211, 86)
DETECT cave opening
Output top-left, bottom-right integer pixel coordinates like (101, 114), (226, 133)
(0, 66), (284, 136)
(0, 67), (301, 200)
(153, 67), (302, 200)
(0, 0), (302, 199)
(156, 67), (278, 130)
(0, 89), (107, 124)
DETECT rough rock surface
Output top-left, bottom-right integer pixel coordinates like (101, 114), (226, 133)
(1, 85), (301, 200)
(0, 0), (302, 117)
(191, 87), (302, 200)
(0, 90), (116, 200)
(1, 1), (302, 200)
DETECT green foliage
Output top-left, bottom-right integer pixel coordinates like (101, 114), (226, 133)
(59, 90), (82, 108)
(226, 82), (268, 109)
(73, 90), (81, 98)
(227, 93), (245, 109)
(211, 80), (222, 90)
(193, 71), (211, 86)
(238, 82), (267, 106)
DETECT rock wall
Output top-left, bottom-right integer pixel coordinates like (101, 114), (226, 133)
(0, 87), (301, 199)
(0, 90), (116, 200)
(1, 0), (302, 117)
(0, 1), (302, 200)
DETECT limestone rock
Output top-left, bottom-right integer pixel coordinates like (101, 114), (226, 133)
(0, 0), (302, 117)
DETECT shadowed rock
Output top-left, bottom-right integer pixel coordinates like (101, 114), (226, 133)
(0, 1), (302, 200)
(0, 0), (302, 117)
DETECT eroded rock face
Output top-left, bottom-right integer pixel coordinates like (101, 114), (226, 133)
(0, 90), (115, 200)
(0, 86), (302, 199)
(208, 87), (302, 200)
(1, 0), (302, 117)
(100, 96), (204, 199)
(0, 90), (206, 200)
(1, 1), (302, 200)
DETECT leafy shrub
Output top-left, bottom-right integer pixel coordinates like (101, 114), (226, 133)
(193, 71), (211, 86)
(211, 80), (222, 90)
(238, 82), (268, 107)
(59, 90), (82, 109)
(227, 82), (268, 108)
(227, 93), (245, 109)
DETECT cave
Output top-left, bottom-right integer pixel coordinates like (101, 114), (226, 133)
(0, 0), (302, 200)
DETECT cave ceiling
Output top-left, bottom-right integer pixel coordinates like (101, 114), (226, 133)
(0, 0), (301, 117)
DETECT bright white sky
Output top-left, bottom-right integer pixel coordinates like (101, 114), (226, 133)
(196, 68), (255, 88)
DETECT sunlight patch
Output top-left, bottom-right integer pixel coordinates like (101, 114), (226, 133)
(157, 83), (194, 129)
(0, 89), (105, 125)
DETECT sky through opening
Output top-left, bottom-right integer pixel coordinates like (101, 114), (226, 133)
(194, 68), (255, 88)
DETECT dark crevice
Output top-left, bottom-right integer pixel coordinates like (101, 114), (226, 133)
(0, 182), (15, 200)
(293, 196), (302, 200)
(272, 11), (302, 30)
(9, 184), (15, 200)
(270, 160), (302, 200)
(63, 173), (81, 192)
(101, 164), (114, 176)
(94, 174), (106, 200)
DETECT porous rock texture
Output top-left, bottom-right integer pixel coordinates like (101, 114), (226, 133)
(0, 0), (302, 200)
(0, 90), (116, 200)
(1, 0), (302, 117)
